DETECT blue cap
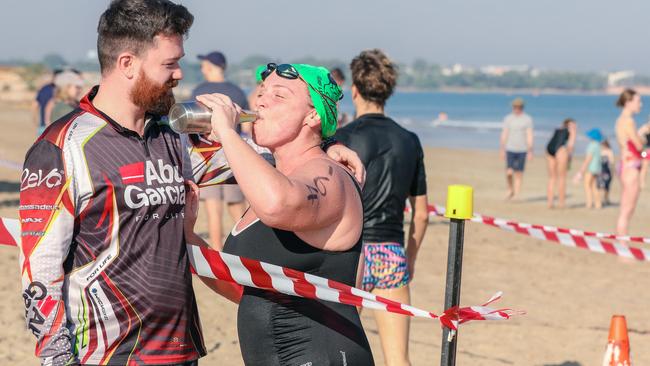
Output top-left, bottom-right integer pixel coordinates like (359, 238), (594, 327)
(586, 128), (603, 142)
(198, 51), (227, 69)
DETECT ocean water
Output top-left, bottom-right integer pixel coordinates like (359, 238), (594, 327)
(338, 91), (650, 154)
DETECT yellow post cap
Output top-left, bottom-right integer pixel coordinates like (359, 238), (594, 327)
(445, 185), (473, 220)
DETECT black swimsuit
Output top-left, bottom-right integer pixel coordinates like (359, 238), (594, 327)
(546, 127), (570, 156)
(222, 203), (374, 365)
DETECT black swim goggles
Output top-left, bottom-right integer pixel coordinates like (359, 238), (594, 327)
(260, 63), (343, 106)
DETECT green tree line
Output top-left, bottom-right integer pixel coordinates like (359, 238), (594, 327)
(3, 54), (648, 92)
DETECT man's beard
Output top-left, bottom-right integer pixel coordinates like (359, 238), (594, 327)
(130, 69), (178, 116)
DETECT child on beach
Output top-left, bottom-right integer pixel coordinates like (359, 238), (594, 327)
(573, 128), (603, 209)
(597, 139), (614, 206)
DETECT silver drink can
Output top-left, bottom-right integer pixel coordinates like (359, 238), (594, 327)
(167, 101), (257, 134)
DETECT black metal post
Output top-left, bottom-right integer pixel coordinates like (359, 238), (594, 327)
(440, 218), (465, 366)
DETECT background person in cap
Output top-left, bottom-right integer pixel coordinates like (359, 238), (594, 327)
(335, 49), (428, 366)
(191, 50), (250, 249)
(500, 97), (534, 200)
(573, 128), (604, 209)
(49, 69), (85, 122)
(184, 62), (374, 364)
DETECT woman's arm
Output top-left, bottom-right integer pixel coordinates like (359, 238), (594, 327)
(198, 93), (361, 248)
(218, 129), (355, 236)
(567, 123), (578, 154)
(184, 180), (242, 304)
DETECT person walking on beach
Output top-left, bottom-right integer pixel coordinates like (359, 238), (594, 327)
(615, 89), (644, 235)
(545, 118), (577, 208)
(573, 128), (603, 209)
(500, 98), (534, 200)
(335, 49), (429, 366)
(191, 50), (249, 249)
(19, 1), (365, 364)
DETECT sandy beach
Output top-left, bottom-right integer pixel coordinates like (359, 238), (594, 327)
(1, 101), (649, 365)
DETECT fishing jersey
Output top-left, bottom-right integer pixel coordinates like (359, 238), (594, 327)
(19, 86), (246, 366)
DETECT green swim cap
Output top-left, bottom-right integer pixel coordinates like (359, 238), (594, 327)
(256, 63), (343, 138)
(254, 64), (266, 83)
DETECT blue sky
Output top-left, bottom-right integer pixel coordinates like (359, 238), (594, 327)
(1, 0), (647, 72)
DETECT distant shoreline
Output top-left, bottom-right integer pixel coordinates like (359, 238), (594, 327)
(394, 86), (650, 96)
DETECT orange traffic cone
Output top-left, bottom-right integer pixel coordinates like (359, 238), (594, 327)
(602, 315), (631, 366)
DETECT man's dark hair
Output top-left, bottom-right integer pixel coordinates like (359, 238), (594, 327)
(350, 49), (397, 107)
(97, 0), (194, 74)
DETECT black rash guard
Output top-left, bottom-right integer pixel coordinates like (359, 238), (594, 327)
(335, 113), (427, 245)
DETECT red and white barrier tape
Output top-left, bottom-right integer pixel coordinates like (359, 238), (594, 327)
(0, 216), (514, 330)
(462, 206), (650, 245)
(412, 204), (650, 262)
(187, 244), (514, 330)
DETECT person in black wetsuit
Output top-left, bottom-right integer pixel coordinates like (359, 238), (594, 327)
(545, 118), (577, 208)
(184, 63), (374, 365)
(335, 49), (429, 366)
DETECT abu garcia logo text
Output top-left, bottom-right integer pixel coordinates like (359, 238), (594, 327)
(124, 159), (185, 209)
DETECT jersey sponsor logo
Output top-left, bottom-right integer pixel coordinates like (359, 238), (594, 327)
(19, 204), (58, 211)
(135, 211), (184, 222)
(122, 159), (186, 209)
(22, 230), (45, 237)
(21, 217), (44, 224)
(119, 162), (145, 184)
(91, 288), (109, 321)
(85, 253), (113, 282)
(23, 281), (47, 336)
(20, 168), (64, 191)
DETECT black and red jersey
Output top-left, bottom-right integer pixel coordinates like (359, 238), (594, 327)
(19, 86), (246, 365)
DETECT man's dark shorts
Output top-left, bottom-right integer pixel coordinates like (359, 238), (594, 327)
(506, 151), (527, 172)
